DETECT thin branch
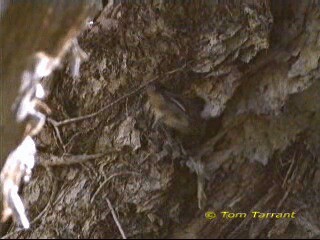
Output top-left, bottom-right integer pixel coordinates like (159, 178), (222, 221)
(282, 152), (296, 188)
(37, 152), (110, 167)
(50, 63), (187, 127)
(225, 185), (278, 239)
(47, 118), (65, 150)
(277, 184), (293, 211)
(90, 171), (140, 204)
(106, 198), (127, 239)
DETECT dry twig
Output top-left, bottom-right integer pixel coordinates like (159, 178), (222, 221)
(106, 198), (127, 239)
(90, 171), (140, 204)
(49, 64), (187, 127)
(37, 152), (110, 167)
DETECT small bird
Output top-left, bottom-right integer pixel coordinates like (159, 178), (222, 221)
(146, 82), (208, 209)
(146, 82), (206, 138)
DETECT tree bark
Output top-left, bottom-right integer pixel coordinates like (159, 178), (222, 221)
(2, 0), (320, 238)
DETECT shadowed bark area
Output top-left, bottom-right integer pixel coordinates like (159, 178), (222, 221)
(2, 0), (320, 238)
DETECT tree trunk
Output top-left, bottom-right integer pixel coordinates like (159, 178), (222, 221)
(2, 0), (320, 238)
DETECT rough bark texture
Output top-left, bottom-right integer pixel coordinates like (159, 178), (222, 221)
(2, 0), (320, 238)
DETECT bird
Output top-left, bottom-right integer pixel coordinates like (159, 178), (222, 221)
(146, 82), (206, 139)
(146, 82), (209, 209)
